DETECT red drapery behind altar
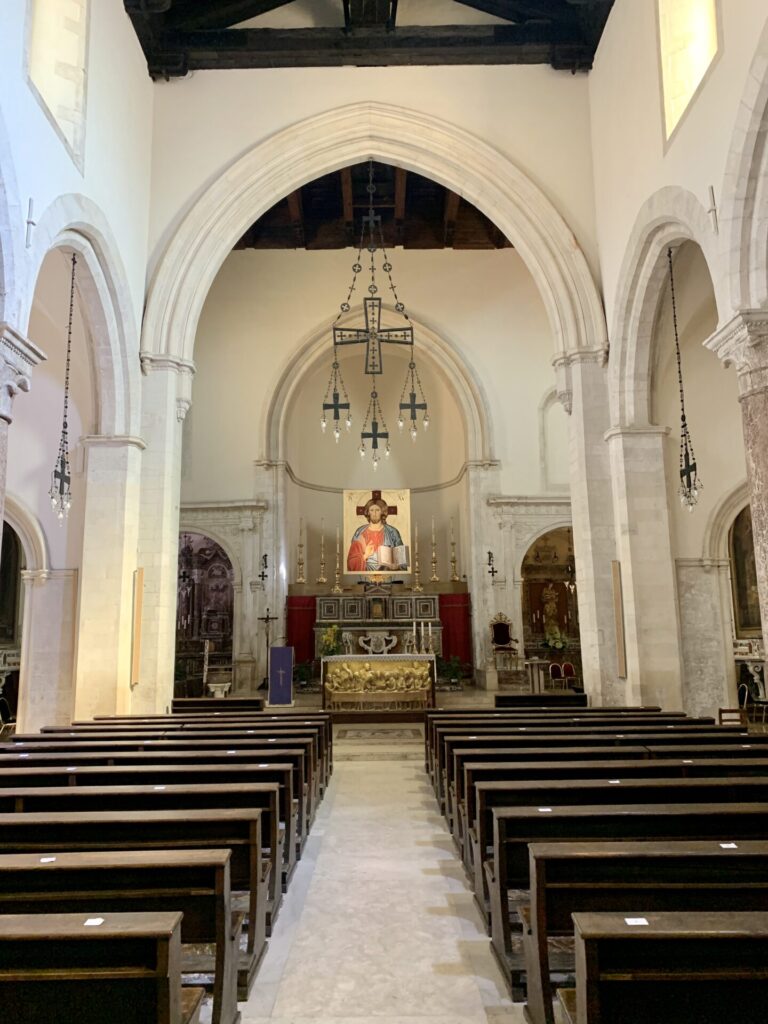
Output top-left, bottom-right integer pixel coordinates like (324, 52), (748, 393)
(285, 591), (472, 669)
(286, 597), (316, 666)
(439, 592), (473, 668)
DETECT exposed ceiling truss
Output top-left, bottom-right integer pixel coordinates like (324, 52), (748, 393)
(124, 1), (615, 78)
(233, 160), (512, 250)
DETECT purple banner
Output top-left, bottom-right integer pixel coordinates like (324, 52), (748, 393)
(268, 646), (294, 706)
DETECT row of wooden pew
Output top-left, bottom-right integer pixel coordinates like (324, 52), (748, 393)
(425, 700), (768, 1023)
(0, 707), (333, 1024)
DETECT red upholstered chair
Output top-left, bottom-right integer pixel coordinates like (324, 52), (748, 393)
(562, 662), (575, 678)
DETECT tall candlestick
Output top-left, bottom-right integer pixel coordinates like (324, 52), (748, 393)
(296, 516), (305, 584)
(332, 525), (342, 593)
(316, 517), (327, 584)
(412, 522), (423, 592)
(430, 518), (439, 583)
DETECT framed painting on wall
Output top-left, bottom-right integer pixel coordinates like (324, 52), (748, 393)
(343, 488), (411, 576)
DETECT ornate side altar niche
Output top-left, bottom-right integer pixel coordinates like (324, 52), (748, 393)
(321, 654), (436, 711)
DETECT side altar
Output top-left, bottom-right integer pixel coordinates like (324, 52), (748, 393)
(321, 654), (436, 710)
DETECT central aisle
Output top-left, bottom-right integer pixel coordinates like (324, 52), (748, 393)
(242, 724), (522, 1024)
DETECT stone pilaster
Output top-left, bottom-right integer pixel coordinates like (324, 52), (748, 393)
(706, 312), (768, 666)
(73, 435), (145, 720)
(135, 353), (194, 714)
(606, 425), (683, 709)
(254, 460), (289, 683)
(464, 460), (501, 681)
(0, 323), (46, 533)
(676, 558), (735, 717)
(17, 570), (78, 733)
(554, 347), (619, 704)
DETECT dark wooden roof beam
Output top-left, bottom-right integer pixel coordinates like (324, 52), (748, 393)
(286, 189), (305, 248)
(145, 23), (595, 76)
(443, 189), (461, 248)
(340, 167), (355, 246)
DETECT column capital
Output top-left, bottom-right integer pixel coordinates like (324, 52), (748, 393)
(0, 323), (46, 424)
(552, 345), (608, 414)
(604, 424), (670, 443)
(705, 311), (768, 400)
(139, 351), (195, 421)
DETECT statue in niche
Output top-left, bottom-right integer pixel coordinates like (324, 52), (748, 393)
(542, 581), (562, 642)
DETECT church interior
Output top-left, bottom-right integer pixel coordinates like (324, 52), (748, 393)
(2, 1), (768, 1022)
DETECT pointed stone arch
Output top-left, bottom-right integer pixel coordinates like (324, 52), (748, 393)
(24, 194), (141, 436)
(608, 186), (726, 427)
(143, 103), (606, 369)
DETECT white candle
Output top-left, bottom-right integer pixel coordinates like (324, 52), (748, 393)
(428, 622), (432, 638)
(421, 622), (425, 647)
(413, 620), (416, 638)
(450, 517), (455, 543)
(431, 516), (435, 544)
(336, 525), (340, 554)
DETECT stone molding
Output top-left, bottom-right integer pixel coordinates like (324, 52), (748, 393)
(604, 424), (670, 442)
(675, 557), (730, 571)
(487, 495), (572, 579)
(0, 323), (46, 424)
(139, 351), (195, 420)
(21, 568), (77, 586)
(80, 434), (147, 450)
(705, 310), (768, 400)
(269, 458), (501, 496)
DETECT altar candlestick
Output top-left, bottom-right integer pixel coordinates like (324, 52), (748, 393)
(413, 522), (423, 592)
(332, 524), (342, 593)
(317, 518), (327, 584)
(420, 621), (425, 650)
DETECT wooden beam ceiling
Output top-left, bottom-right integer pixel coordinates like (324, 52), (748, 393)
(124, 0), (614, 78)
(233, 161), (512, 251)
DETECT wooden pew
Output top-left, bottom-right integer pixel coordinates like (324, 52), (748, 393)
(0, 850), (242, 1022)
(0, 807), (268, 949)
(0, 911), (205, 1024)
(494, 693), (590, 707)
(0, 759), (308, 858)
(173, 697), (264, 712)
(4, 735), (322, 811)
(524, 840), (768, 1024)
(0, 781), (284, 909)
(0, 749), (311, 851)
(562, 911), (768, 1024)
(472, 776), (768, 927)
(435, 727), (760, 808)
(459, 756), (768, 868)
(424, 712), (686, 779)
(486, 802), (768, 981)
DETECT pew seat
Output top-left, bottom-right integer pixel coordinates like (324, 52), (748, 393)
(0, 911), (206, 1024)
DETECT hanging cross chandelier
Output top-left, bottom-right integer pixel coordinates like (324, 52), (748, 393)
(667, 246), (702, 512)
(320, 161), (429, 470)
(49, 251), (76, 522)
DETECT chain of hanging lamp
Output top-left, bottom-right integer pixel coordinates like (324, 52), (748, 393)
(667, 246), (702, 511)
(49, 252), (76, 522)
(321, 161), (429, 466)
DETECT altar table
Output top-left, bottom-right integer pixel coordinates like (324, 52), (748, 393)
(321, 654), (436, 711)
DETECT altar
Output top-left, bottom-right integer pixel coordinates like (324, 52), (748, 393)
(321, 654), (436, 711)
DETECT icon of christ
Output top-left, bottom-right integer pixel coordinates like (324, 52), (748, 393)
(346, 492), (409, 572)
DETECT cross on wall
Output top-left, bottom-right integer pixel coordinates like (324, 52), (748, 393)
(356, 490), (398, 517)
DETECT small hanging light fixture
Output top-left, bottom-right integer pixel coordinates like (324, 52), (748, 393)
(667, 247), (702, 512)
(321, 160), (429, 462)
(49, 251), (77, 523)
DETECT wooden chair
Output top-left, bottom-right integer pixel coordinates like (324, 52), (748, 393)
(489, 613), (518, 671)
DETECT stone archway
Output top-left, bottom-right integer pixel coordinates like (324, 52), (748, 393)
(143, 103), (605, 366)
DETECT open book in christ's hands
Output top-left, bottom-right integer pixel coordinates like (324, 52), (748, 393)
(377, 544), (410, 569)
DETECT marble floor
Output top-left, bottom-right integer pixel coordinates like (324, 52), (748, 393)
(240, 723), (526, 1024)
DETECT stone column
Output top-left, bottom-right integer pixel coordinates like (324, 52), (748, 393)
(135, 354), (194, 714)
(706, 312), (768, 666)
(16, 569), (78, 733)
(605, 425), (683, 709)
(554, 348), (619, 704)
(73, 435), (145, 720)
(0, 323), (46, 533)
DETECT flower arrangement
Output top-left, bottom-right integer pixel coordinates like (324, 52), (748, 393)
(542, 634), (568, 651)
(319, 624), (342, 656)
